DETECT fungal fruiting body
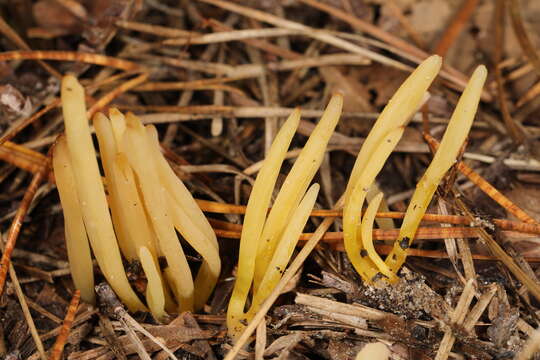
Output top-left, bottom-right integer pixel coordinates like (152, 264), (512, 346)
(343, 55), (442, 283)
(384, 65), (487, 276)
(53, 75), (220, 319)
(342, 56), (487, 283)
(227, 94), (343, 339)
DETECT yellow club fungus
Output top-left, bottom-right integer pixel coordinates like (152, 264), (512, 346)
(227, 95), (343, 339)
(343, 55), (442, 284)
(52, 136), (95, 305)
(54, 75), (221, 319)
(384, 65), (487, 276)
(59, 75), (145, 311)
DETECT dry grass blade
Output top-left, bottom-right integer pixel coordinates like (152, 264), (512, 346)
(48, 290), (80, 360)
(0, 51), (144, 72)
(198, 0), (411, 72)
(297, 0), (491, 101)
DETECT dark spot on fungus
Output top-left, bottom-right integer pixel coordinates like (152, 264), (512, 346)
(360, 249), (368, 257)
(392, 254), (397, 261)
(371, 273), (386, 282)
(400, 237), (410, 249)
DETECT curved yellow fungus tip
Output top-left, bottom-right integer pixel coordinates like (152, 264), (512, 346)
(343, 55), (441, 284)
(227, 95), (342, 340)
(384, 64), (487, 277)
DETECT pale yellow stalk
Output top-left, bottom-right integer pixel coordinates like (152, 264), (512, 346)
(343, 55), (442, 201)
(361, 193), (395, 279)
(145, 125), (218, 250)
(343, 127), (403, 282)
(248, 183), (320, 319)
(385, 65), (487, 276)
(61, 75), (145, 311)
(52, 136), (95, 304)
(254, 94), (343, 291)
(138, 246), (166, 322)
(112, 154), (157, 257)
(226, 109), (300, 338)
(122, 112), (194, 311)
(94, 113), (135, 260)
(109, 108), (126, 147)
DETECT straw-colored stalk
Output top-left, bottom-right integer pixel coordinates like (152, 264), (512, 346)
(253, 94), (343, 292)
(60, 75), (145, 311)
(343, 55), (442, 283)
(52, 136), (95, 305)
(385, 65), (487, 276)
(227, 95), (343, 339)
(55, 75), (221, 319)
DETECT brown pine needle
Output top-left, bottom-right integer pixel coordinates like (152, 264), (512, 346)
(0, 16), (61, 79)
(0, 157), (50, 296)
(87, 73), (149, 117)
(433, 0), (481, 57)
(0, 99), (61, 147)
(48, 290), (81, 360)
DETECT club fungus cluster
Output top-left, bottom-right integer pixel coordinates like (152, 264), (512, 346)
(343, 55), (487, 283)
(53, 54), (487, 341)
(227, 95), (343, 339)
(53, 75), (220, 320)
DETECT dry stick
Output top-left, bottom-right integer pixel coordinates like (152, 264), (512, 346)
(87, 73), (149, 117)
(433, 0), (480, 57)
(494, 0), (527, 145)
(424, 134), (537, 225)
(297, 0), (491, 102)
(0, 99), (61, 147)
(455, 197), (540, 302)
(115, 19), (200, 38)
(0, 51), (144, 72)
(48, 290), (81, 360)
(509, 0), (540, 78)
(0, 16), (62, 78)
(207, 19), (301, 60)
(0, 233), (47, 360)
(434, 279), (475, 360)
(0, 159), (49, 295)
(162, 27), (301, 46)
